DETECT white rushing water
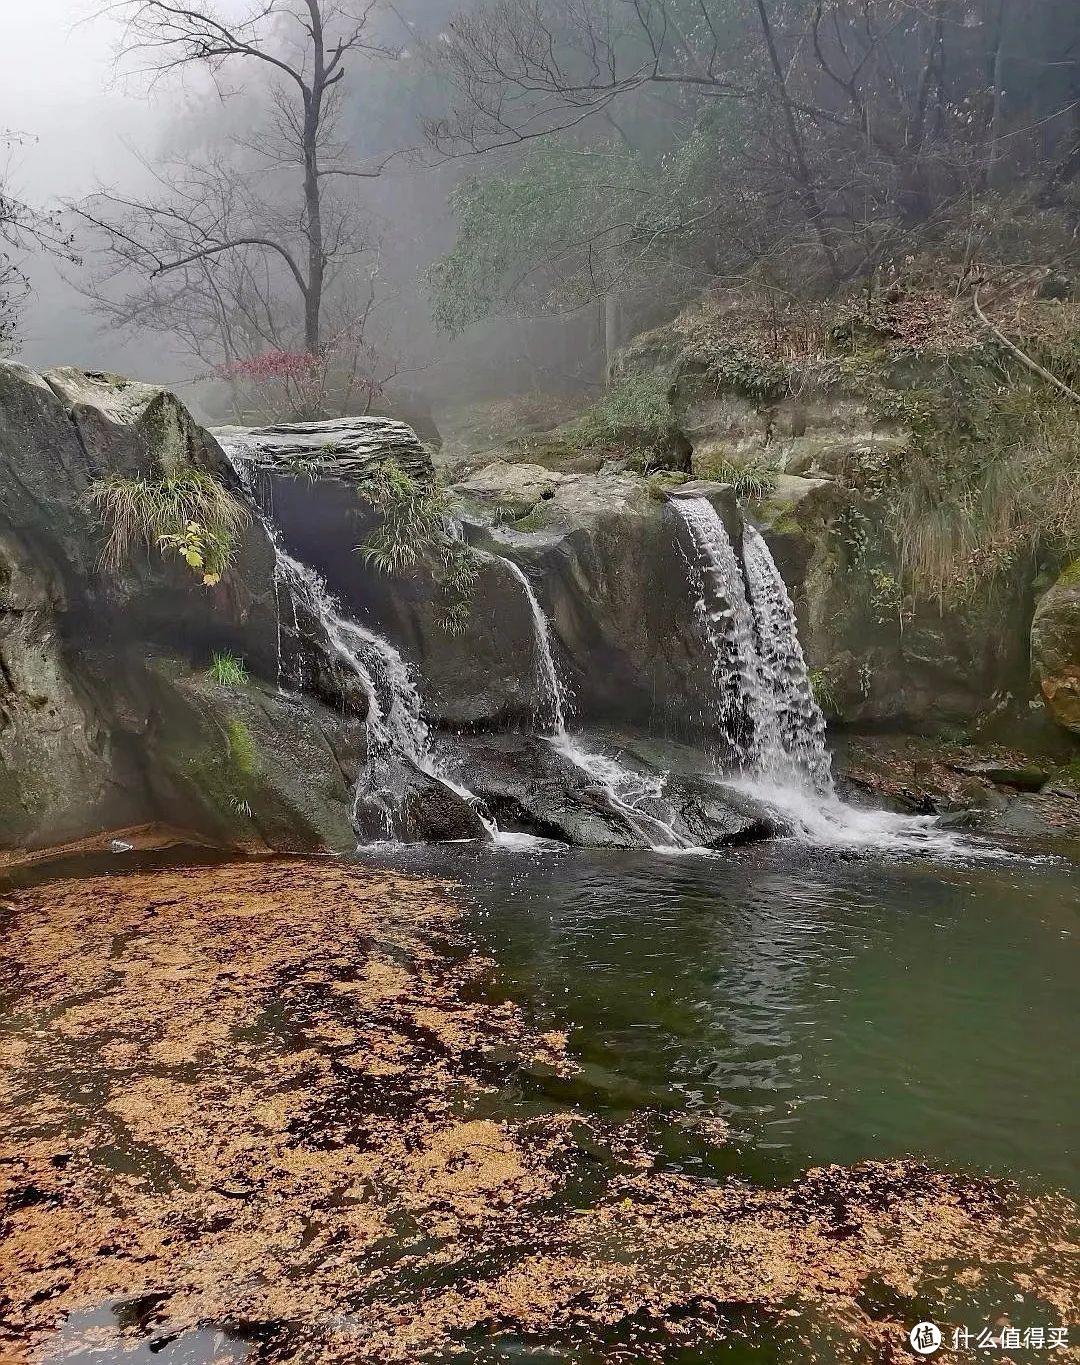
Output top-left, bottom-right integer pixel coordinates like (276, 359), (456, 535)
(219, 441), (503, 843)
(672, 495), (991, 856)
(494, 547), (697, 852)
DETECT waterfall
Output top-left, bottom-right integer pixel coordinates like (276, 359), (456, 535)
(741, 525), (833, 791)
(673, 497), (831, 789)
(492, 545), (697, 852)
(673, 495), (989, 856)
(495, 555), (568, 735)
(218, 440), (497, 844)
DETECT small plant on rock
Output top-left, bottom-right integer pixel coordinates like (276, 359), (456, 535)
(207, 651), (249, 687)
(88, 470), (249, 586)
(704, 454), (777, 499)
(809, 668), (841, 715)
(356, 459), (479, 634)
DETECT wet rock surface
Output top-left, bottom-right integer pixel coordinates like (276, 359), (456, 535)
(1032, 560), (1080, 734)
(0, 859), (1075, 1363)
(441, 731), (778, 848)
(0, 363), (385, 853)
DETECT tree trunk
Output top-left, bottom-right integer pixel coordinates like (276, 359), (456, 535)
(985, 0), (1010, 189)
(303, 0), (326, 358)
(604, 291), (621, 380)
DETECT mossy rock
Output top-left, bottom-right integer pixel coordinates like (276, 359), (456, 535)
(1032, 560), (1080, 734)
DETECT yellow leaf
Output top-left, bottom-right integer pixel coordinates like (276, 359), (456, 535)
(202, 572), (221, 587)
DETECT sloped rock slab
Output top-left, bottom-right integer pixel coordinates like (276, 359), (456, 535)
(438, 732), (776, 850)
(214, 417), (434, 486)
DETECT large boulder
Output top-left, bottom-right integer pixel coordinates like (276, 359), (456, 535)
(0, 364), (387, 851)
(0, 364), (283, 679)
(439, 730), (775, 849)
(0, 537), (143, 847)
(1032, 561), (1080, 733)
(214, 416), (434, 486)
(442, 732), (644, 847)
(135, 655), (368, 853)
(456, 471), (739, 738)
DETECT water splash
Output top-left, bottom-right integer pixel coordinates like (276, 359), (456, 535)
(673, 495), (1001, 858)
(493, 546), (697, 852)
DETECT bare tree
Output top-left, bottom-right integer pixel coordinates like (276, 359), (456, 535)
(78, 0), (400, 365)
(1, 134), (75, 355)
(427, 0), (1080, 290)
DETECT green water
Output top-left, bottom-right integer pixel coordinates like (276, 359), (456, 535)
(411, 840), (1080, 1197)
(8, 838), (1079, 1363)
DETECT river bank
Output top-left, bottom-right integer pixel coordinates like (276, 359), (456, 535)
(1, 855), (1076, 1363)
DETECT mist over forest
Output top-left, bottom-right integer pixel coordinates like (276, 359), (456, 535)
(4, 0), (1079, 428)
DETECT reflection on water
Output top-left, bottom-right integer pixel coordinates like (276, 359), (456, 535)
(395, 840), (1080, 1195)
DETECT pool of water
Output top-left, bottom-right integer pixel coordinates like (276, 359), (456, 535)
(389, 839), (1080, 1198)
(5, 835), (1077, 1363)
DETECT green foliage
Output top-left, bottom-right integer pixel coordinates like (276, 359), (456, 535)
(708, 346), (790, 404)
(699, 452), (777, 500)
(579, 373), (674, 442)
(88, 471), (249, 586)
(207, 651), (249, 687)
(427, 132), (721, 332)
(225, 718), (258, 780)
(356, 459), (478, 634)
(510, 507), (547, 533)
(809, 669), (840, 715)
(832, 503), (914, 631)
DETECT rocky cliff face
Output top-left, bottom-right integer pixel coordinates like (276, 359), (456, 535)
(607, 318), (1077, 747)
(6, 341), (1077, 856)
(0, 366), (776, 854)
(0, 363), (368, 852)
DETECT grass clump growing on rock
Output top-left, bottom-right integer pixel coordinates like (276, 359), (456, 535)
(88, 471), (249, 586)
(356, 459), (479, 635)
(207, 651), (248, 687)
(580, 372), (674, 443)
(881, 355), (1080, 605)
(701, 453), (777, 500)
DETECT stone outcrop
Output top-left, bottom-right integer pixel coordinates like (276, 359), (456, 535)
(1032, 561), (1080, 734)
(604, 318), (1049, 732)
(440, 732), (773, 849)
(454, 471), (741, 738)
(0, 364), (373, 851)
(214, 415), (434, 485)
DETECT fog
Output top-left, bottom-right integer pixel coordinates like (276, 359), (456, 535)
(0, 1), (184, 376)
(4, 0), (1077, 427)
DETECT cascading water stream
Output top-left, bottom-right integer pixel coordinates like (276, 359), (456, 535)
(673, 495), (991, 856)
(218, 441), (500, 844)
(493, 547), (696, 851)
